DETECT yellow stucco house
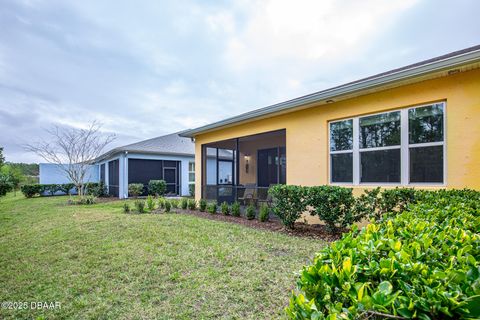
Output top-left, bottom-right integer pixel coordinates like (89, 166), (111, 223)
(180, 45), (480, 205)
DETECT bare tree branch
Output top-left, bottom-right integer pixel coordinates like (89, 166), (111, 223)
(24, 121), (116, 197)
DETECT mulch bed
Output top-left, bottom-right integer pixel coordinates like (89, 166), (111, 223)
(169, 209), (343, 241)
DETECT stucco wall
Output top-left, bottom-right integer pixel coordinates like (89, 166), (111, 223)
(39, 163), (99, 185)
(194, 68), (480, 204)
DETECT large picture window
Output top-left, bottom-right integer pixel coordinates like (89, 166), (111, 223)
(329, 102), (445, 185)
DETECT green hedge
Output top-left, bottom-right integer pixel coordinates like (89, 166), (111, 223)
(286, 189), (480, 319)
(269, 185), (424, 230)
(20, 183), (106, 198)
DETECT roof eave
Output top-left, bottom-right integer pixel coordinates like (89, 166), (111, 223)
(93, 149), (195, 163)
(180, 48), (480, 138)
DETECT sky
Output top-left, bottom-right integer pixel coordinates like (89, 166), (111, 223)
(0, 0), (479, 163)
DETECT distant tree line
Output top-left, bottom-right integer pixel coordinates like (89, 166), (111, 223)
(0, 147), (40, 198)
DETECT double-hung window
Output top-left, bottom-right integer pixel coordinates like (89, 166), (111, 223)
(188, 161), (195, 185)
(329, 102), (445, 185)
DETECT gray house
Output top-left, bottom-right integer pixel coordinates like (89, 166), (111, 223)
(39, 132), (195, 198)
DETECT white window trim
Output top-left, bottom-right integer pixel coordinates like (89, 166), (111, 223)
(328, 101), (446, 187)
(188, 161), (195, 184)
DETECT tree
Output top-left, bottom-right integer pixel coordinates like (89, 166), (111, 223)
(0, 166), (22, 196)
(0, 147), (5, 169)
(0, 148), (13, 198)
(25, 121), (115, 197)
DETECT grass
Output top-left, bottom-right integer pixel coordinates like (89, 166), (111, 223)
(0, 194), (324, 319)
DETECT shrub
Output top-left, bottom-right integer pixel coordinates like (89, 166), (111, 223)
(148, 180), (167, 196)
(44, 184), (60, 196)
(269, 185), (307, 229)
(123, 202), (130, 213)
(134, 200), (145, 213)
(231, 201), (241, 217)
(380, 187), (417, 215)
(245, 204), (256, 220)
(164, 200), (171, 213)
(199, 199), (207, 212)
(170, 199), (179, 209)
(307, 185), (359, 233)
(353, 186), (382, 221)
(207, 202), (217, 214)
(0, 173), (13, 197)
(188, 199), (197, 210)
(354, 187), (418, 221)
(158, 197), (165, 209)
(180, 198), (188, 210)
(146, 195), (155, 211)
(89, 181), (107, 197)
(258, 204), (269, 222)
(189, 184), (195, 197)
(59, 183), (75, 195)
(221, 201), (230, 215)
(286, 189), (480, 320)
(21, 184), (42, 198)
(68, 195), (97, 205)
(128, 183), (144, 198)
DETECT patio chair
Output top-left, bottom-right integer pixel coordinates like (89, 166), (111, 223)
(257, 185), (274, 208)
(237, 183), (257, 206)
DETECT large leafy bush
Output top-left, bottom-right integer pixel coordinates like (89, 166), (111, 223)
(85, 182), (107, 197)
(128, 183), (144, 198)
(269, 185), (307, 229)
(148, 180), (166, 196)
(307, 186), (359, 233)
(0, 173), (13, 197)
(286, 189), (480, 319)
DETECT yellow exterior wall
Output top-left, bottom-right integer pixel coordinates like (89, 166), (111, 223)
(194, 68), (480, 203)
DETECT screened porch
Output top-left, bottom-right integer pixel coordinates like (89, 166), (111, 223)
(201, 129), (286, 205)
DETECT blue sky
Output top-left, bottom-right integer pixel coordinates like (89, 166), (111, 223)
(0, 0), (479, 162)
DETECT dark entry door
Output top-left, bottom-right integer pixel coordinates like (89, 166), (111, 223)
(108, 159), (119, 197)
(257, 148), (279, 187)
(163, 167), (177, 194)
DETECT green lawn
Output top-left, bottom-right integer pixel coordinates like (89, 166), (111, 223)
(0, 194), (324, 319)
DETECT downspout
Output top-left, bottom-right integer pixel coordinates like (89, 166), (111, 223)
(124, 151), (128, 199)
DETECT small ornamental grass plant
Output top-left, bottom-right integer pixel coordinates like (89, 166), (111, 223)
(164, 200), (172, 213)
(170, 199), (179, 209)
(199, 199), (207, 212)
(158, 197), (165, 209)
(231, 201), (241, 217)
(188, 199), (197, 210)
(258, 204), (269, 222)
(146, 195), (155, 212)
(67, 195), (97, 205)
(180, 198), (188, 210)
(134, 200), (145, 213)
(207, 202), (217, 214)
(221, 201), (230, 215)
(123, 202), (131, 213)
(245, 204), (256, 220)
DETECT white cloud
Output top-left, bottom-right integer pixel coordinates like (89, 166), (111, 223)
(224, 0), (419, 72)
(206, 11), (236, 34)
